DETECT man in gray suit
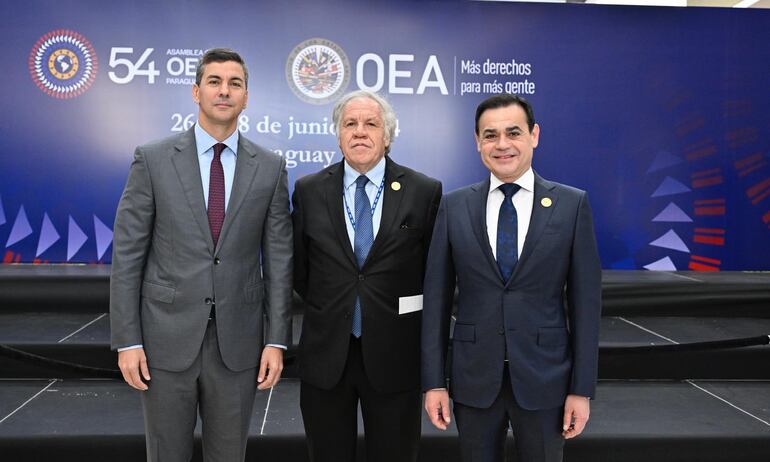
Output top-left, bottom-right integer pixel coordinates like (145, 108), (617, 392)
(110, 48), (292, 462)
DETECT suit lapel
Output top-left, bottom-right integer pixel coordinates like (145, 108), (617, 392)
(466, 179), (501, 280)
(171, 129), (214, 252)
(511, 172), (558, 280)
(324, 163), (358, 268)
(215, 136), (260, 255)
(364, 157), (405, 267)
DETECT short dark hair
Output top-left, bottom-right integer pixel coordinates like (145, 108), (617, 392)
(195, 48), (249, 88)
(475, 94), (535, 134)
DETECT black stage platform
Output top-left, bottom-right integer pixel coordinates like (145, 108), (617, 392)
(1, 266), (769, 461)
(1, 379), (769, 462)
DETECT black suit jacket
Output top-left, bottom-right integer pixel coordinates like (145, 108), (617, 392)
(293, 157), (441, 393)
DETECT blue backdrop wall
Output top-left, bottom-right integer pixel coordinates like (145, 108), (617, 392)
(1, 0), (769, 270)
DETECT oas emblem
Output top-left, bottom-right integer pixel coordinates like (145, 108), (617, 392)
(286, 38), (350, 105)
(29, 29), (98, 99)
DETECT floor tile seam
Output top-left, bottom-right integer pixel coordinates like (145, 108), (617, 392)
(615, 316), (680, 345)
(0, 379), (58, 424)
(260, 384), (275, 435)
(618, 316), (770, 429)
(685, 380), (770, 428)
(58, 313), (107, 343)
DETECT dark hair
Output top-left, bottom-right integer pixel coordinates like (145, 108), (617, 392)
(195, 48), (249, 88)
(474, 94), (535, 134)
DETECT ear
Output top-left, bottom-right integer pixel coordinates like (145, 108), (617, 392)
(531, 123), (540, 148)
(243, 89), (248, 110)
(474, 132), (482, 153)
(192, 84), (200, 104)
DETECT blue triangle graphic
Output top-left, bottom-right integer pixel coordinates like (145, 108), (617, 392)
(647, 151), (684, 173)
(36, 213), (61, 257)
(93, 215), (113, 261)
(649, 229), (690, 253)
(5, 206), (33, 247)
(67, 216), (88, 261)
(652, 202), (693, 223)
(651, 176), (691, 198)
(644, 256), (677, 271)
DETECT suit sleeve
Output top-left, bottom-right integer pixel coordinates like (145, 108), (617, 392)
(566, 191), (602, 399)
(421, 196), (456, 391)
(110, 147), (155, 350)
(261, 159), (293, 347)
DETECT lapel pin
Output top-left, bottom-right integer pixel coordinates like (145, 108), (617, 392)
(541, 197), (552, 208)
(391, 181), (401, 191)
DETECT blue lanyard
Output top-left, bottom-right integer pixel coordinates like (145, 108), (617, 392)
(343, 176), (386, 230)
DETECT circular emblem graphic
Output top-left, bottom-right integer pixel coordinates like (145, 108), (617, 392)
(29, 29), (98, 99)
(286, 38), (350, 105)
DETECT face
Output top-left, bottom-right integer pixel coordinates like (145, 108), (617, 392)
(338, 97), (389, 174)
(192, 60), (248, 134)
(475, 104), (539, 183)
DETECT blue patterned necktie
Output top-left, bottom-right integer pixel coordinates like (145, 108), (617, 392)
(497, 183), (521, 282)
(352, 175), (373, 337)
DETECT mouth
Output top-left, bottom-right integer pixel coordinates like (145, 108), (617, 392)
(492, 153), (517, 160)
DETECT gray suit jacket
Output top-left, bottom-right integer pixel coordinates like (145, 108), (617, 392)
(110, 127), (292, 372)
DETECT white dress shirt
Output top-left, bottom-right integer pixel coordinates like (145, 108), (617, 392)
(486, 168), (535, 260)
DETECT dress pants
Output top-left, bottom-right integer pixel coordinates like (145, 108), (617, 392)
(141, 319), (258, 462)
(454, 364), (564, 462)
(300, 336), (421, 462)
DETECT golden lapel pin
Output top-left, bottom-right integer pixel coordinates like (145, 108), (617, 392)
(391, 181), (401, 191)
(541, 197), (552, 208)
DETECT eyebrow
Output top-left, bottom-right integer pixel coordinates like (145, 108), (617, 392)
(206, 75), (244, 83)
(482, 125), (522, 134)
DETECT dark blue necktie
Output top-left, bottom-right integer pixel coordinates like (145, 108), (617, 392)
(496, 183), (521, 282)
(352, 175), (373, 337)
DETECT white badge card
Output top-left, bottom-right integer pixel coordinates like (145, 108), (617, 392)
(398, 294), (423, 315)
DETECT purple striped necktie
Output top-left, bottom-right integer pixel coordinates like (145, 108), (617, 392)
(208, 143), (226, 247)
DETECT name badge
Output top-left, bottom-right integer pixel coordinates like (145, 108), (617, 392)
(399, 294), (423, 315)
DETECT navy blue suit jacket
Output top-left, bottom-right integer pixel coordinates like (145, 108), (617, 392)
(421, 172), (601, 410)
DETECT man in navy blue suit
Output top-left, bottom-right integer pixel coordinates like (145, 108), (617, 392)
(422, 94), (601, 462)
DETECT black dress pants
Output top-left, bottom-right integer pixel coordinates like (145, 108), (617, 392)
(300, 336), (421, 462)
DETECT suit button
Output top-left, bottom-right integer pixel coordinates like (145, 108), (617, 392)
(358, 274), (365, 281)
(498, 329), (504, 335)
(214, 258), (220, 265)
(205, 297), (213, 305)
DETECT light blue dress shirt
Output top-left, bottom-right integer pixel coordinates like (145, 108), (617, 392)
(342, 157), (386, 249)
(195, 123), (238, 211)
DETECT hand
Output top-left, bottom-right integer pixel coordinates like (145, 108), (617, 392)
(562, 394), (590, 439)
(257, 346), (284, 390)
(118, 348), (151, 391)
(424, 389), (452, 430)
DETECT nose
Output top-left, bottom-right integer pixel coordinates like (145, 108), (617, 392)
(218, 81), (230, 96)
(495, 135), (510, 150)
(352, 122), (366, 136)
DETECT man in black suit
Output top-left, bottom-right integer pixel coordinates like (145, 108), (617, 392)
(422, 94), (601, 462)
(293, 90), (442, 462)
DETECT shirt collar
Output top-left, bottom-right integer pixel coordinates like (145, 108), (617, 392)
(489, 168), (534, 195)
(343, 156), (387, 190)
(195, 123), (239, 157)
